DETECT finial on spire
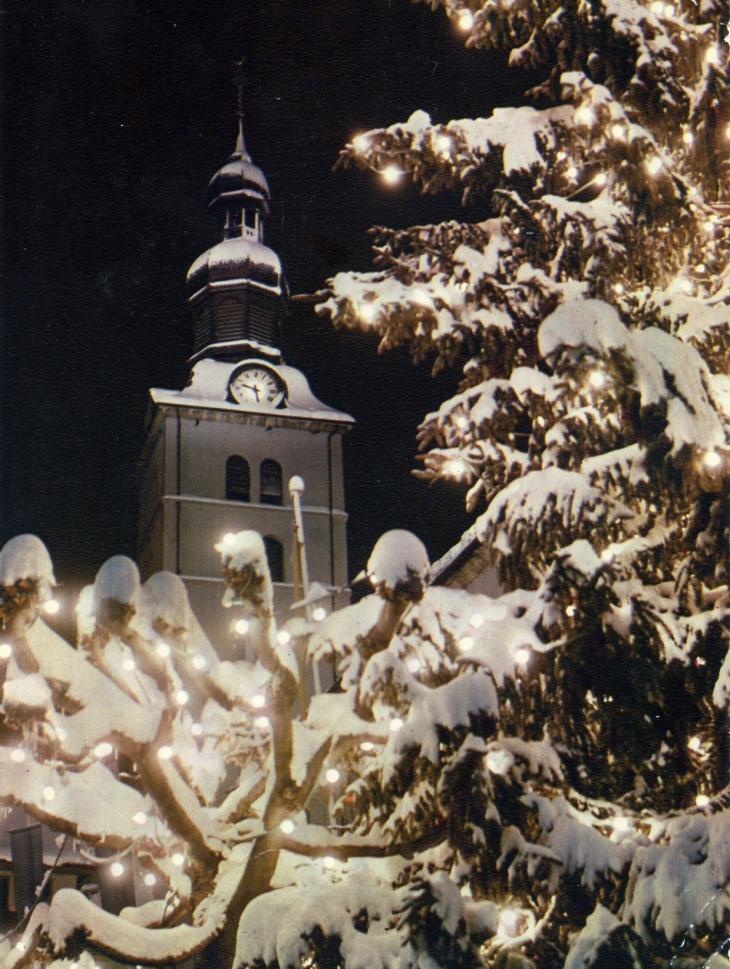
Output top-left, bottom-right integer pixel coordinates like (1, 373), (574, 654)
(232, 58), (251, 161)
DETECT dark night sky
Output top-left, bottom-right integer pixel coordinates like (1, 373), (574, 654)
(0, 0), (528, 594)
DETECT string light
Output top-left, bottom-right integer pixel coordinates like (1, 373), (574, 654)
(352, 134), (369, 152)
(390, 718), (404, 732)
(192, 654), (207, 669)
(704, 450), (722, 469)
(323, 856), (336, 869)
(457, 8), (474, 30)
(43, 600), (60, 616)
(486, 748), (514, 775)
(381, 165), (403, 185)
(566, 604), (576, 617)
(255, 716), (270, 729)
(234, 619), (250, 636)
(589, 370), (606, 389)
(158, 746), (173, 760)
(406, 657), (421, 673)
(613, 816), (630, 832)
(156, 642), (171, 659)
(469, 613), (485, 628)
(688, 736), (702, 751)
(696, 794), (710, 807)
(94, 742), (113, 759)
(360, 741), (374, 752)
(191, 723), (203, 737)
(593, 172), (607, 187)
(175, 690), (189, 706)
(444, 458), (470, 480)
(610, 123), (626, 140)
(514, 646), (531, 665)
(252, 694), (266, 709)
(171, 852), (185, 867)
(10, 749), (25, 763)
(683, 131), (694, 145)
(312, 607), (327, 622)
(43, 786), (56, 802)
(696, 263), (706, 274)
(277, 630), (292, 645)
(122, 658), (135, 672)
(458, 636), (474, 652)
(498, 908), (520, 937)
(566, 165), (578, 179)
(0, 644), (12, 659)
(144, 873), (157, 887)
(280, 819), (295, 834)
(435, 134), (452, 156)
(650, 0), (663, 10)
(133, 811), (147, 825)
(613, 282), (624, 294)
(325, 768), (340, 784)
(646, 156), (663, 175)
(110, 862), (125, 878)
(575, 106), (593, 125)
(704, 47), (720, 66)
(15, 942), (26, 953)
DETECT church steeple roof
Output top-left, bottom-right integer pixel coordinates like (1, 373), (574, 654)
(205, 115), (271, 214)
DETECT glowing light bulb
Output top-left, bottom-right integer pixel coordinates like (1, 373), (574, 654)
(704, 451), (722, 469)
(566, 604), (576, 617)
(566, 165), (578, 179)
(696, 794), (710, 807)
(646, 156), (663, 176)
(158, 746), (173, 761)
(171, 852), (185, 867)
(156, 642), (171, 659)
(360, 741), (374, 752)
(323, 856), (336, 869)
(43, 786), (56, 802)
(352, 134), (369, 152)
(575, 106), (593, 125)
(94, 742), (113, 759)
(593, 172), (607, 187)
(10, 749), (25, 763)
(390, 718), (404, 732)
(43, 599), (60, 616)
(704, 47), (719, 66)
(683, 130), (694, 145)
(122, 658), (135, 672)
(457, 8), (474, 30)
(458, 636), (474, 652)
(406, 657), (421, 673)
(143, 873), (156, 887)
(681, 279), (694, 294)
(312, 607), (327, 622)
(280, 819), (295, 834)
(133, 811), (147, 825)
(277, 630), (292, 645)
(498, 908), (520, 937)
(381, 165), (403, 185)
(536, 415), (546, 428)
(234, 619), (250, 636)
(192, 655), (206, 670)
(175, 690), (189, 706)
(663, 2), (674, 13)
(589, 370), (606, 389)
(469, 613), (485, 628)
(514, 647), (531, 665)
(435, 134), (452, 156)
(650, 0), (663, 10)
(222, 532), (237, 547)
(613, 815), (630, 832)
(613, 282), (624, 294)
(251, 694), (266, 709)
(600, 548), (614, 562)
(191, 723), (203, 737)
(485, 748), (514, 775)
(0, 644), (12, 659)
(255, 716), (270, 729)
(610, 124), (625, 140)
(696, 263), (706, 274)
(15, 942), (26, 953)
(325, 768), (340, 784)
(110, 862), (125, 878)
(688, 736), (702, 751)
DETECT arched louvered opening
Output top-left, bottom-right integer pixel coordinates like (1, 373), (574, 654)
(263, 536), (285, 584)
(260, 459), (283, 506)
(225, 456), (251, 502)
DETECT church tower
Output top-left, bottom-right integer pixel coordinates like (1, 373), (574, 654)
(138, 112), (352, 655)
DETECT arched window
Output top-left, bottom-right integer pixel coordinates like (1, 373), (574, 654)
(225, 456), (250, 502)
(263, 536), (285, 583)
(260, 459), (283, 506)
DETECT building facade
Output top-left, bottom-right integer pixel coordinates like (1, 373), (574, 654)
(138, 117), (351, 657)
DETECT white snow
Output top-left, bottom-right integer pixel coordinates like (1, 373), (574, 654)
(367, 530), (430, 592)
(215, 531), (273, 612)
(0, 535), (55, 597)
(93, 556), (140, 612)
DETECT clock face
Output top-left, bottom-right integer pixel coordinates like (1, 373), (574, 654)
(229, 364), (287, 408)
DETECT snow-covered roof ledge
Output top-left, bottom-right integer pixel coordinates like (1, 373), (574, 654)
(429, 524), (496, 589)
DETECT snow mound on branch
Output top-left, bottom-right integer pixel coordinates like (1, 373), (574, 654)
(140, 572), (191, 632)
(216, 530), (273, 611)
(93, 556), (140, 611)
(0, 534), (55, 595)
(539, 299), (725, 454)
(367, 531), (429, 593)
(235, 864), (405, 969)
(564, 905), (621, 969)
